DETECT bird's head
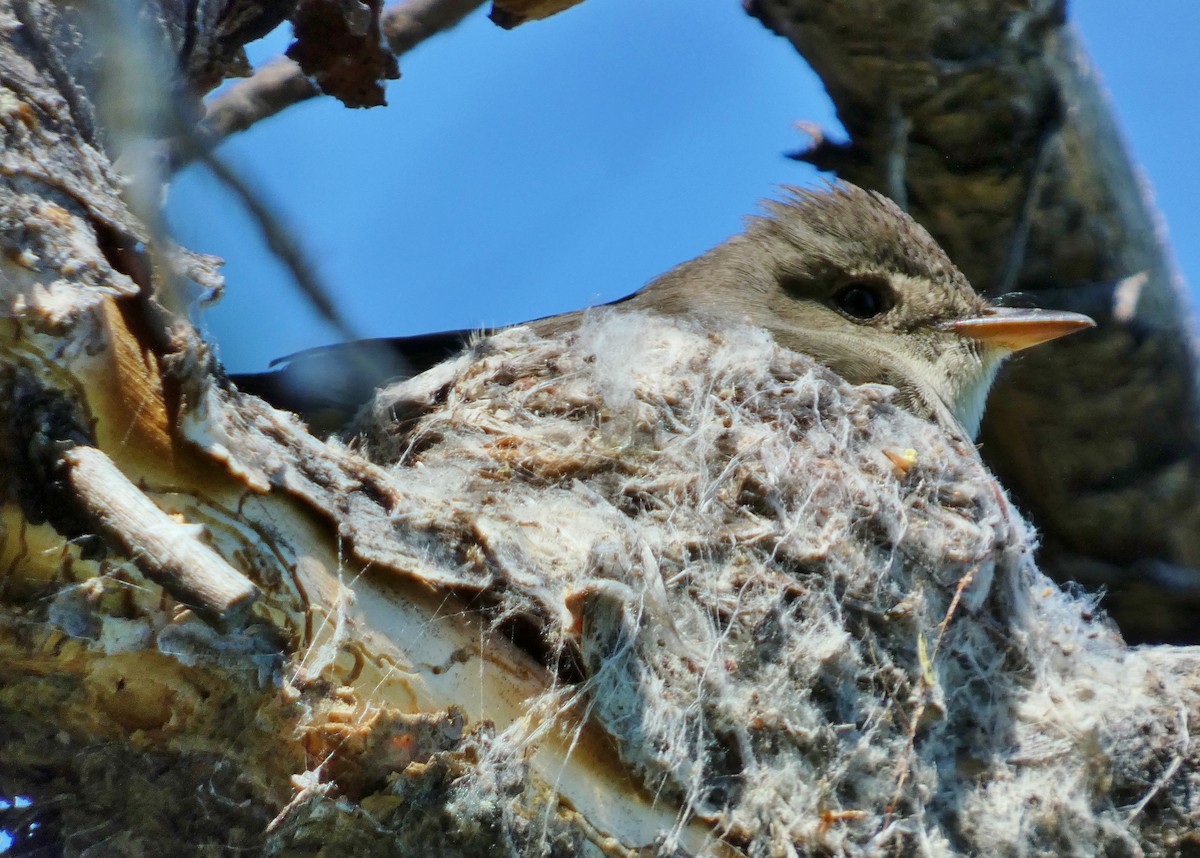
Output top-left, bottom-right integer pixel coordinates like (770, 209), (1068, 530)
(637, 183), (1094, 437)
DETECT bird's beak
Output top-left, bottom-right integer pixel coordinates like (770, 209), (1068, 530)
(949, 306), (1096, 352)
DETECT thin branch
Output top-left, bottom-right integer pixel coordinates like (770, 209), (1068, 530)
(187, 57), (320, 159)
(994, 119), (1057, 297)
(176, 0), (485, 169)
(183, 139), (360, 342)
(381, 0), (485, 54)
(883, 94), (910, 211)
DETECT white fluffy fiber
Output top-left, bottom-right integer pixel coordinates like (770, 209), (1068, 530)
(358, 310), (1198, 856)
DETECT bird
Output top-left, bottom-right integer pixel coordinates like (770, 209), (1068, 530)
(231, 183), (1094, 438)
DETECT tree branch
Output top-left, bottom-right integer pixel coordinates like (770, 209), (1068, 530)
(180, 0), (484, 167)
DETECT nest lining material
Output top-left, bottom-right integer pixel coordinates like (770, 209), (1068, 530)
(350, 309), (1193, 856)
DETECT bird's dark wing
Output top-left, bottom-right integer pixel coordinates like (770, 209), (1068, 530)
(230, 329), (478, 432)
(229, 288), (644, 433)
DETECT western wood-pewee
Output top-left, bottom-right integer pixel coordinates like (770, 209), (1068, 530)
(233, 183), (1093, 437)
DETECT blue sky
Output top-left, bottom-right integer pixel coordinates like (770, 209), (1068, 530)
(168, 2), (1200, 372)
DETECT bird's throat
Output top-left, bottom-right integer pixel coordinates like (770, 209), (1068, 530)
(946, 349), (1006, 438)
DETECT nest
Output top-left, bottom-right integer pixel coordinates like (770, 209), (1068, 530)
(343, 310), (1198, 856)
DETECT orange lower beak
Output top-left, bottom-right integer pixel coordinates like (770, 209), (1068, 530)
(950, 307), (1096, 352)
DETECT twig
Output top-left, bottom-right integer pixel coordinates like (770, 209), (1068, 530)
(180, 138), (360, 343)
(64, 445), (260, 629)
(1126, 703), (1189, 822)
(884, 94), (910, 211)
(186, 58), (320, 160)
(994, 117), (1058, 297)
(886, 563), (980, 819)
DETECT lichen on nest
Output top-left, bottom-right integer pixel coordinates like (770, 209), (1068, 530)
(351, 310), (1193, 856)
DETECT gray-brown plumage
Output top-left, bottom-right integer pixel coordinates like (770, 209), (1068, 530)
(233, 183), (1093, 437)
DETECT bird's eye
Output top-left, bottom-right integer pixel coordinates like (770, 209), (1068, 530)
(833, 279), (892, 320)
